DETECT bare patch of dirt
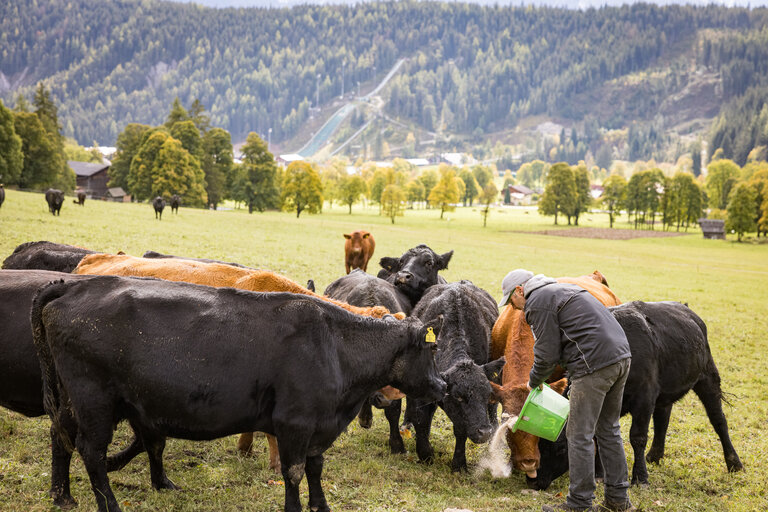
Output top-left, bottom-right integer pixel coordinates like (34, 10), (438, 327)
(509, 227), (690, 240)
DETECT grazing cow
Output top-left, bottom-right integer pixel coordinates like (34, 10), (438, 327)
(73, 190), (86, 206)
(489, 272), (621, 483)
(406, 281), (505, 471)
(32, 276), (447, 512)
(344, 230), (375, 273)
(0, 184), (5, 208)
(171, 194), (180, 213)
(142, 250), (254, 269)
(45, 189), (64, 215)
(2, 241), (100, 273)
(324, 269), (413, 431)
(73, 252), (395, 471)
(152, 196), (165, 219)
(534, 301), (743, 490)
(0, 269), (142, 508)
(377, 244), (453, 307)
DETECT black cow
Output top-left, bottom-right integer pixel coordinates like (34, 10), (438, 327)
(44, 189), (64, 215)
(32, 276), (447, 512)
(142, 250), (253, 269)
(377, 244), (453, 307)
(0, 184), (5, 208)
(73, 190), (86, 206)
(152, 196), (166, 219)
(324, 269), (414, 431)
(534, 301), (743, 490)
(0, 270), (147, 508)
(405, 281), (505, 471)
(2, 240), (99, 272)
(171, 194), (180, 213)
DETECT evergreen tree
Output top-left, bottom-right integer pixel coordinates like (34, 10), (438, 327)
(13, 111), (73, 190)
(726, 183), (757, 241)
(151, 137), (207, 207)
(189, 98), (211, 134)
(128, 130), (171, 201)
(240, 132), (279, 213)
(170, 120), (203, 161)
(0, 99), (24, 185)
(281, 161), (323, 218)
(165, 97), (189, 128)
(33, 83), (62, 146)
(201, 127), (233, 210)
(110, 123), (152, 192)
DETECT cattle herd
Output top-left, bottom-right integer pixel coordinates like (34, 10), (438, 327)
(0, 236), (744, 512)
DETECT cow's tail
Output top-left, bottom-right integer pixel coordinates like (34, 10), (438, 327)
(31, 279), (76, 453)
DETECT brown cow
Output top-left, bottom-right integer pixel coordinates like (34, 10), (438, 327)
(73, 253), (397, 473)
(344, 230), (375, 274)
(489, 271), (621, 482)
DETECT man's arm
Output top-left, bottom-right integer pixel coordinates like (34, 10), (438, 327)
(526, 308), (561, 388)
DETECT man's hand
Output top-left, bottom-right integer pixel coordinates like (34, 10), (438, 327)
(527, 382), (543, 391)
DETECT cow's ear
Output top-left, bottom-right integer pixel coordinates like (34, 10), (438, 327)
(437, 250), (454, 270)
(489, 381), (504, 402)
(379, 256), (400, 272)
(549, 378), (568, 396)
(421, 314), (443, 343)
(343, 234), (351, 239)
(362, 233), (370, 239)
(483, 357), (505, 384)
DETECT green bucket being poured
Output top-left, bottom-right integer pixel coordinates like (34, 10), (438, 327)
(511, 383), (569, 442)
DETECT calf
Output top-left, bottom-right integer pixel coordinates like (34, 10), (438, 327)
(73, 190), (86, 206)
(407, 281), (505, 471)
(45, 188), (64, 215)
(2, 240), (100, 273)
(534, 301), (743, 490)
(489, 272), (621, 482)
(152, 196), (165, 219)
(344, 230), (375, 273)
(171, 194), (180, 213)
(377, 244), (453, 307)
(324, 269), (413, 431)
(32, 276), (447, 512)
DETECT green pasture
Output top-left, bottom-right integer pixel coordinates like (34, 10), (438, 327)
(0, 188), (766, 511)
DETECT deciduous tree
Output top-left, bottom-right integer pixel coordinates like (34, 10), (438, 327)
(201, 127), (234, 210)
(110, 123), (152, 192)
(726, 183), (757, 241)
(151, 137), (207, 207)
(0, 99), (23, 185)
(240, 132), (279, 213)
(601, 174), (626, 228)
(538, 162), (575, 225)
(337, 174), (367, 214)
(282, 161), (323, 218)
(381, 184), (406, 224)
(706, 159), (740, 210)
(428, 165), (461, 219)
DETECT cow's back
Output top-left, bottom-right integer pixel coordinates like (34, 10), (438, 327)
(2, 241), (99, 272)
(325, 269), (411, 316)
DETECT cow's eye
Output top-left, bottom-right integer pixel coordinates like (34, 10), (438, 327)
(455, 396), (463, 403)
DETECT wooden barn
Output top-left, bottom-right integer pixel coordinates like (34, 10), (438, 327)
(68, 160), (111, 199)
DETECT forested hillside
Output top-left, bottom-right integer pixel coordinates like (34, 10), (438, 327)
(2, 0), (767, 164)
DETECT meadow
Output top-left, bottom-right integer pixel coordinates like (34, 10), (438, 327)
(0, 188), (766, 512)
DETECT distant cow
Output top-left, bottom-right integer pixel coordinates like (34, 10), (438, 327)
(407, 281), (505, 472)
(73, 190), (86, 206)
(0, 269), (142, 508)
(534, 301), (743, 490)
(45, 189), (64, 215)
(2, 241), (100, 273)
(377, 244), (453, 307)
(171, 194), (180, 214)
(324, 269), (414, 432)
(344, 230), (375, 273)
(0, 184), (5, 208)
(489, 272), (621, 482)
(32, 276), (447, 512)
(152, 196), (165, 219)
(73, 252), (396, 473)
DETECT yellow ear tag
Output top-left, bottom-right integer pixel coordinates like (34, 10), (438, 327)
(425, 327), (436, 343)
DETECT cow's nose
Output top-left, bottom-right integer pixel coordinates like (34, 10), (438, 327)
(473, 427), (492, 444)
(396, 271), (413, 283)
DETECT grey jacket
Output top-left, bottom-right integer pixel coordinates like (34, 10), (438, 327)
(524, 275), (631, 387)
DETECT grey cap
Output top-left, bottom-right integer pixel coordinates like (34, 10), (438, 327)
(498, 269), (534, 307)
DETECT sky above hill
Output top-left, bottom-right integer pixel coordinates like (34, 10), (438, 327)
(167, 0), (768, 8)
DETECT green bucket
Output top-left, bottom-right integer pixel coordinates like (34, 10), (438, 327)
(511, 383), (569, 442)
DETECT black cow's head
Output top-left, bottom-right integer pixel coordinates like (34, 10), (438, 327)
(388, 316), (447, 403)
(379, 245), (453, 304)
(440, 357), (506, 444)
(529, 425), (569, 490)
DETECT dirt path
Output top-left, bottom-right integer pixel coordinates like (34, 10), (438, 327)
(508, 227), (691, 240)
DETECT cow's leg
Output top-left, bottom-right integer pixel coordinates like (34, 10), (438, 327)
(237, 431), (254, 454)
(410, 400), (438, 464)
(276, 425), (312, 512)
(451, 426), (468, 472)
(385, 399), (405, 454)
(358, 396), (374, 429)
(49, 412), (78, 509)
(646, 403), (673, 464)
(136, 428), (178, 491)
(106, 434), (144, 471)
(305, 453), (330, 512)
(266, 433), (281, 472)
(692, 376), (743, 472)
(628, 406), (653, 486)
(75, 423), (121, 512)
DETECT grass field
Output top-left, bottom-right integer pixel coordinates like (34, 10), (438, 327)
(1, 188), (766, 512)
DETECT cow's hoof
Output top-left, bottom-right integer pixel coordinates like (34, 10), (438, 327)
(450, 464), (468, 473)
(631, 479), (649, 488)
(52, 495), (77, 510)
(358, 416), (372, 429)
(645, 448), (664, 464)
(389, 440), (406, 454)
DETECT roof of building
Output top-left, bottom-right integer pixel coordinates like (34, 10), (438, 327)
(509, 184), (534, 195)
(278, 153), (304, 162)
(405, 158), (430, 166)
(107, 187), (126, 197)
(68, 160), (110, 177)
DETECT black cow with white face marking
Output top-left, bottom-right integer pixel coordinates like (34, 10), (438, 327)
(377, 244), (453, 307)
(32, 276), (447, 512)
(406, 281), (505, 472)
(533, 301), (743, 490)
(2, 241), (100, 273)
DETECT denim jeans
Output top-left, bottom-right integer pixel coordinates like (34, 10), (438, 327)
(565, 358), (631, 509)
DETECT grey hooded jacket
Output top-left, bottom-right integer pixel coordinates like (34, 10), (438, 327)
(524, 274), (631, 387)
